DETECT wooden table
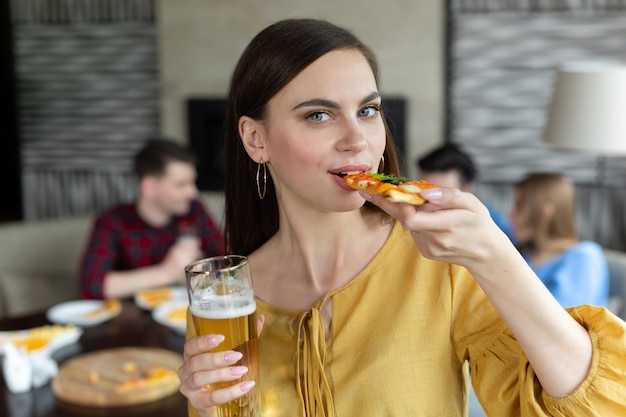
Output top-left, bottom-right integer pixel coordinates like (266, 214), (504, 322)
(0, 300), (188, 417)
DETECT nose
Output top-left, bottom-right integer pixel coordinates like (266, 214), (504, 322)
(337, 117), (368, 153)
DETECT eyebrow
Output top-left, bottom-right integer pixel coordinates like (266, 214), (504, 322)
(292, 91), (380, 111)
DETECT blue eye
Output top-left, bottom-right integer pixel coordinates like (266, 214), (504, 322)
(307, 111), (331, 122)
(359, 104), (380, 118)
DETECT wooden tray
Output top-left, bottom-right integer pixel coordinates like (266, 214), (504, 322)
(52, 347), (183, 407)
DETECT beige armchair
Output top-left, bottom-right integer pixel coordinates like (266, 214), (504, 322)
(0, 216), (92, 319)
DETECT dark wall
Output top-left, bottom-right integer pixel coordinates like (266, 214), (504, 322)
(187, 97), (408, 191)
(0, 0), (22, 221)
(187, 98), (226, 191)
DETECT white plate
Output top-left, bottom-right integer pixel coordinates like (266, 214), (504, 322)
(134, 286), (188, 311)
(46, 300), (120, 327)
(0, 325), (83, 358)
(152, 300), (188, 335)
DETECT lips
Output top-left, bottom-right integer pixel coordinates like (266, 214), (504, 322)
(334, 170), (362, 178)
(329, 164), (370, 179)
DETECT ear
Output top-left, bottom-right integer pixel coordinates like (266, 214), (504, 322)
(140, 175), (160, 199)
(239, 116), (268, 163)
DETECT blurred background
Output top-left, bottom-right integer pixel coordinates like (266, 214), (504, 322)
(1, 0), (625, 249)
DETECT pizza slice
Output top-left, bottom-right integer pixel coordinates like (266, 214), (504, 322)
(343, 172), (438, 205)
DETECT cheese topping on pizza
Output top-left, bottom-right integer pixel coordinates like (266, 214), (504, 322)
(343, 172), (438, 205)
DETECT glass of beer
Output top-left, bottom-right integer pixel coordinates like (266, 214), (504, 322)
(185, 255), (261, 417)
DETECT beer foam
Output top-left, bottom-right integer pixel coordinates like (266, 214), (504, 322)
(190, 295), (256, 319)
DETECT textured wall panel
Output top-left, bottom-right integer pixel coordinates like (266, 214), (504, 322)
(449, 1), (626, 249)
(11, 0), (158, 219)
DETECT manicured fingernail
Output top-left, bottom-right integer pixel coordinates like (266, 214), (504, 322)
(421, 188), (442, 201)
(224, 351), (243, 363)
(229, 366), (248, 376)
(206, 335), (225, 345)
(240, 381), (255, 392)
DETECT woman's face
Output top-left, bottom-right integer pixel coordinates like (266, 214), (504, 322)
(262, 48), (386, 212)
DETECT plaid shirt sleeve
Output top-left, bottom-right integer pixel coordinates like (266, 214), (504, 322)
(79, 212), (121, 299)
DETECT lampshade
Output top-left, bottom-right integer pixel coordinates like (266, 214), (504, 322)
(543, 63), (626, 154)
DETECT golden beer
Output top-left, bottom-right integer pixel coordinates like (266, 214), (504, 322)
(186, 256), (261, 417)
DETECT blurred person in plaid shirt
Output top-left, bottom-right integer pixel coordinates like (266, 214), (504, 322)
(79, 139), (224, 299)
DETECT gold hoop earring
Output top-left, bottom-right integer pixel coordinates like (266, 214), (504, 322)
(379, 155), (385, 173)
(256, 161), (267, 200)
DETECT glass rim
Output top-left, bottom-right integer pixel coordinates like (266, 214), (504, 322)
(184, 255), (249, 274)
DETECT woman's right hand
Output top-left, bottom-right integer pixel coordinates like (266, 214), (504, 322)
(177, 334), (254, 417)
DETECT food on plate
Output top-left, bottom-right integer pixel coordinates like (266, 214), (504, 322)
(343, 172), (439, 205)
(86, 362), (178, 392)
(122, 361), (139, 373)
(89, 370), (100, 384)
(136, 287), (173, 308)
(114, 365), (178, 393)
(166, 306), (187, 324)
(83, 299), (121, 319)
(0, 324), (78, 352)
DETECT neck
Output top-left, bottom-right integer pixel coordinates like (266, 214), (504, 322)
(274, 206), (390, 288)
(248, 203), (393, 310)
(534, 236), (577, 253)
(530, 236), (578, 266)
(136, 198), (172, 227)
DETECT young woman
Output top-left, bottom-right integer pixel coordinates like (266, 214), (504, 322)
(178, 18), (626, 416)
(510, 172), (610, 308)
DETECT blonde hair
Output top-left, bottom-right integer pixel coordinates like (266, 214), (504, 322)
(514, 173), (577, 246)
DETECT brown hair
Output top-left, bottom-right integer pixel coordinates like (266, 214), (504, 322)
(134, 138), (195, 179)
(223, 18), (403, 255)
(514, 173), (577, 249)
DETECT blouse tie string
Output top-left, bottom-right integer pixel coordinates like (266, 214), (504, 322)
(295, 295), (336, 417)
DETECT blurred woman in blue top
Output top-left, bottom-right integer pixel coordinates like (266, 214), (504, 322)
(510, 172), (609, 308)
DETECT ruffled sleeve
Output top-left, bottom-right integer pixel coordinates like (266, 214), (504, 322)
(469, 304), (626, 416)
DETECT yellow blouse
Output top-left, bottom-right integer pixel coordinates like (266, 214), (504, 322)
(189, 222), (626, 417)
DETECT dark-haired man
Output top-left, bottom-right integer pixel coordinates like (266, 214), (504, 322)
(79, 139), (224, 299)
(417, 143), (515, 243)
